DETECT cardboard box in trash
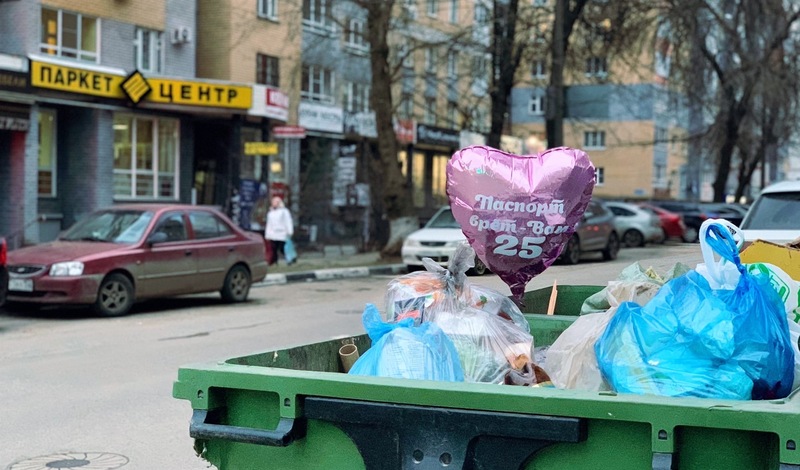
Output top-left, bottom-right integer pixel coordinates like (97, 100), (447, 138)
(740, 239), (800, 281)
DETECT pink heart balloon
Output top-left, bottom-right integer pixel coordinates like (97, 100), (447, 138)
(447, 146), (595, 300)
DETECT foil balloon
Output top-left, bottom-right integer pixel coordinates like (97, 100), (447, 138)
(447, 146), (595, 301)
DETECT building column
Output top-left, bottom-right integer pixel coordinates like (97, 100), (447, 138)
(22, 104), (39, 246)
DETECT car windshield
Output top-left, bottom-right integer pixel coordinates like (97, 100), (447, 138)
(741, 192), (800, 230)
(59, 210), (156, 243)
(426, 209), (461, 229)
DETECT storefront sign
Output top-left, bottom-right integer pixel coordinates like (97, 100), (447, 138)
(0, 115), (29, 131)
(298, 102), (343, 134)
(273, 125), (306, 138)
(343, 111), (377, 138)
(394, 118), (416, 145)
(0, 69), (28, 92)
(147, 77), (252, 109)
(31, 61), (125, 99)
(249, 85), (289, 121)
(244, 141), (278, 155)
(416, 124), (460, 148)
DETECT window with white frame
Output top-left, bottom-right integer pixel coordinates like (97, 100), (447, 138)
(301, 65), (335, 104)
(532, 59), (546, 79)
(345, 18), (368, 53)
(449, 0), (458, 22)
(473, 107), (489, 133)
(134, 28), (164, 74)
(38, 109), (57, 197)
(401, 93), (414, 118)
(398, 41), (415, 69)
(529, 95), (544, 115)
(427, 0), (438, 17)
(595, 167), (605, 185)
(425, 48), (437, 75)
(447, 50), (458, 78)
(258, 0), (278, 20)
(344, 81), (370, 113)
(113, 115), (180, 200)
(585, 56), (608, 77)
(424, 97), (437, 124)
(584, 130), (606, 149)
(474, 1), (488, 25)
(40, 7), (99, 62)
(303, 0), (333, 32)
(447, 101), (457, 127)
(472, 54), (488, 93)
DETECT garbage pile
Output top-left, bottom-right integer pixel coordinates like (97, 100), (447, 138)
(349, 244), (552, 387)
(349, 219), (800, 401)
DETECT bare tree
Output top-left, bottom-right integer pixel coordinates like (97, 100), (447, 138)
(663, 0), (800, 201)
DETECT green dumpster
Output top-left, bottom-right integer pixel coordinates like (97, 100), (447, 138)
(173, 285), (800, 469)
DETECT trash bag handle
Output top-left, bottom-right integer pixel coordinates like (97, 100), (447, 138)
(699, 219), (745, 283)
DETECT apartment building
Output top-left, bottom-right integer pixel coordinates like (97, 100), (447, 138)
(510, 2), (687, 200)
(0, 0), (259, 247)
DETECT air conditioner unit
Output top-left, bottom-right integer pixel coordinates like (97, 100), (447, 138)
(171, 26), (191, 44)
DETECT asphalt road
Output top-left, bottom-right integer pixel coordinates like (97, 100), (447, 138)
(0, 243), (704, 470)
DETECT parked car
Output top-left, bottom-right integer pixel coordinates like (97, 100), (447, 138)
(401, 206), (487, 275)
(0, 237), (7, 307)
(557, 199), (620, 265)
(740, 180), (800, 244)
(5, 204), (268, 317)
(604, 201), (664, 247)
(638, 203), (686, 241)
(701, 202), (748, 227)
(649, 200), (718, 243)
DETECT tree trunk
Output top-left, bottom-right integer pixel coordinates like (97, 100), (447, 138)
(487, 0), (521, 149)
(364, 1), (416, 256)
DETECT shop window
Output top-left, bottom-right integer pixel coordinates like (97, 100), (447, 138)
(412, 152), (425, 208)
(40, 7), (98, 62)
(432, 154), (448, 206)
(38, 109), (57, 197)
(113, 115), (179, 200)
(343, 81), (370, 113)
(258, 0), (278, 20)
(301, 64), (335, 104)
(134, 28), (163, 74)
(257, 54), (280, 87)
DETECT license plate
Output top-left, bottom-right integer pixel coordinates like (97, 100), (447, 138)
(8, 278), (33, 292)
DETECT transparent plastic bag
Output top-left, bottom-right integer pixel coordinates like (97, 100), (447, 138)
(348, 304), (465, 382)
(581, 262), (690, 315)
(427, 306), (535, 384)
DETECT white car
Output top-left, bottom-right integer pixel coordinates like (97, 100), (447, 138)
(740, 180), (800, 244)
(401, 207), (488, 275)
(604, 201), (665, 247)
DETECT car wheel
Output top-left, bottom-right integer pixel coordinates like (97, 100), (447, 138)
(468, 256), (487, 276)
(220, 264), (251, 303)
(561, 235), (581, 265)
(602, 232), (621, 261)
(93, 273), (134, 317)
(622, 229), (645, 248)
(682, 226), (699, 243)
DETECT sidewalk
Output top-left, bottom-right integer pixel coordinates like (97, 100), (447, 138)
(255, 246), (406, 286)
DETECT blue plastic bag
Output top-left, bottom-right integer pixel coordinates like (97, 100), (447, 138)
(284, 238), (297, 264)
(595, 222), (794, 400)
(349, 304), (465, 382)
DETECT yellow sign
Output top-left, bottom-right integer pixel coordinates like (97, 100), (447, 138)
(244, 142), (279, 155)
(31, 61), (125, 99)
(121, 71), (151, 104)
(147, 78), (252, 109)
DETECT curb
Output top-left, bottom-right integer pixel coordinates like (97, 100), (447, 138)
(254, 264), (407, 287)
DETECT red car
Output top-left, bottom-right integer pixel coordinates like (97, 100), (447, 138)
(6, 204), (268, 317)
(638, 203), (686, 241)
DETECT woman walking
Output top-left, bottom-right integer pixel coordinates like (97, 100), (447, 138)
(265, 196), (294, 265)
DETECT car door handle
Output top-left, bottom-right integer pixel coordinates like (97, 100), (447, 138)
(185, 250), (193, 256)
(228, 246), (235, 252)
